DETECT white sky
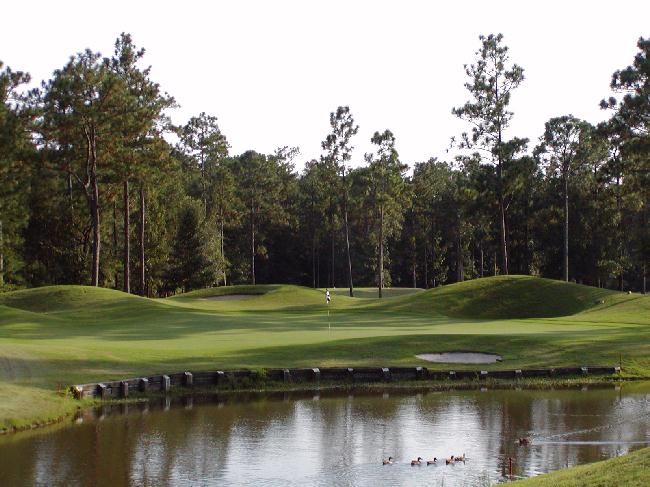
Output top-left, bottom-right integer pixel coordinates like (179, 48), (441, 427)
(2, 0), (649, 171)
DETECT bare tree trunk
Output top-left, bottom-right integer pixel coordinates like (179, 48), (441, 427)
(457, 233), (464, 282)
(480, 243), (484, 278)
(616, 173), (623, 291)
(311, 192), (316, 289)
(412, 259), (417, 288)
(90, 194), (100, 286)
(0, 220), (4, 287)
(220, 209), (226, 286)
(250, 199), (255, 285)
(424, 246), (428, 289)
(86, 127), (101, 287)
(564, 175), (569, 282)
(498, 196), (508, 275)
(331, 211), (335, 288)
(123, 179), (130, 293)
(113, 201), (119, 289)
(344, 201), (353, 297)
(378, 205), (384, 298)
(139, 183), (145, 296)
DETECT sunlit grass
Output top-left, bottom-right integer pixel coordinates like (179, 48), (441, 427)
(0, 275), (648, 430)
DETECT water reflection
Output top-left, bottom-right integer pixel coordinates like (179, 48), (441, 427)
(1, 385), (650, 486)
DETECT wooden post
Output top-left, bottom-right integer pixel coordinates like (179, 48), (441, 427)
(162, 375), (170, 392)
(121, 381), (129, 398)
(139, 378), (149, 392)
(98, 383), (109, 401)
(312, 368), (321, 382)
(215, 370), (225, 385)
(381, 367), (391, 381)
(184, 371), (193, 387)
(282, 369), (291, 383)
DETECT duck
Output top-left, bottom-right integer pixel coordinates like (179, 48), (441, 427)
(445, 456), (454, 465)
(411, 457), (423, 466)
(518, 437), (531, 446)
(426, 457), (437, 465)
(382, 456), (393, 465)
(453, 453), (466, 462)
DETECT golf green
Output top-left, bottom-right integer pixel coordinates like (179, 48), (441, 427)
(1, 275), (648, 431)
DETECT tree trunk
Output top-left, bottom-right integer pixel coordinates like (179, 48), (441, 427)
(220, 209), (226, 286)
(498, 196), (508, 275)
(311, 192), (316, 289)
(139, 183), (145, 296)
(331, 211), (335, 288)
(497, 145), (508, 275)
(250, 199), (255, 285)
(412, 260), (417, 288)
(344, 200), (353, 297)
(113, 201), (119, 289)
(457, 232), (464, 282)
(87, 127), (100, 287)
(480, 243), (484, 278)
(90, 194), (100, 286)
(123, 179), (130, 293)
(0, 220), (4, 287)
(424, 245), (428, 289)
(563, 175), (569, 282)
(616, 173), (623, 291)
(378, 205), (384, 298)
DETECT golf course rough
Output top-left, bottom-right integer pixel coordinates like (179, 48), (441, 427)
(0, 275), (649, 435)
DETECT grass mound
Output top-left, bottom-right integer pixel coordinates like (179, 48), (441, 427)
(382, 275), (623, 319)
(0, 285), (150, 314)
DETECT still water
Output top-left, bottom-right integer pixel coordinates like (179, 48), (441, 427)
(1, 384), (650, 486)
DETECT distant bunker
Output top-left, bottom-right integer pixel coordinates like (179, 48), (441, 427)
(201, 294), (259, 301)
(416, 352), (503, 364)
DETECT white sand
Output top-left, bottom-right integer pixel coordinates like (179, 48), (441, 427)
(201, 294), (258, 301)
(416, 352), (502, 364)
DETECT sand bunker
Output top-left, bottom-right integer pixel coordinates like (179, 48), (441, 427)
(416, 352), (502, 364)
(202, 294), (258, 301)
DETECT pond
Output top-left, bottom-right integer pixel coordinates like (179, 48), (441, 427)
(1, 383), (650, 486)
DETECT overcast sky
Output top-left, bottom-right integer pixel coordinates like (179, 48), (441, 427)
(2, 1), (649, 171)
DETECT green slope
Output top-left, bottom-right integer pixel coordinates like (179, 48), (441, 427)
(380, 275), (625, 319)
(0, 275), (648, 432)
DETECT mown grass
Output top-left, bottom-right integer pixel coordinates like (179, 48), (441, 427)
(513, 446), (650, 486)
(0, 275), (648, 433)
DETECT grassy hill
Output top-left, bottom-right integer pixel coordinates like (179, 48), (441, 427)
(0, 276), (648, 432)
(377, 275), (623, 319)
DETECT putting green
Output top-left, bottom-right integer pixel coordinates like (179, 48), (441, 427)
(0, 275), (648, 431)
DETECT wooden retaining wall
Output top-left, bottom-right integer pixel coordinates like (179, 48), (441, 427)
(70, 365), (621, 400)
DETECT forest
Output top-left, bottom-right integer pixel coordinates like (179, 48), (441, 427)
(0, 33), (648, 296)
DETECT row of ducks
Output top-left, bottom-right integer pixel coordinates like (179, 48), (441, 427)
(382, 454), (466, 466)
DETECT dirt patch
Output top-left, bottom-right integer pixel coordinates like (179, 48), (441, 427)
(201, 294), (259, 301)
(416, 352), (502, 364)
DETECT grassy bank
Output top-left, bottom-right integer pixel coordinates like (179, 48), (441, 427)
(514, 446), (650, 486)
(0, 275), (649, 432)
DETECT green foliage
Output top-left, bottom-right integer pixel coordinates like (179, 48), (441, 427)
(165, 201), (219, 291)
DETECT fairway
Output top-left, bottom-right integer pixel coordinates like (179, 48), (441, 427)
(1, 275), (649, 431)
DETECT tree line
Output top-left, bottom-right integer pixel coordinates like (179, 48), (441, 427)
(0, 33), (648, 296)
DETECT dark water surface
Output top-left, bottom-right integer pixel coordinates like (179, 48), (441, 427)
(2, 384), (650, 486)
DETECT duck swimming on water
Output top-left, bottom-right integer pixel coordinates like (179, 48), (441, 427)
(411, 457), (423, 466)
(518, 437), (531, 446)
(382, 456), (393, 465)
(427, 457), (437, 465)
